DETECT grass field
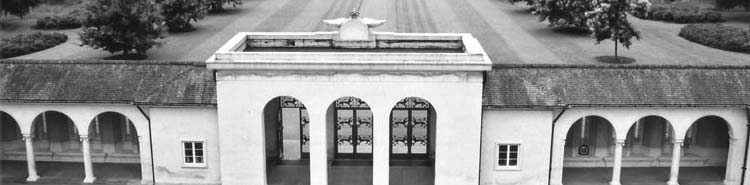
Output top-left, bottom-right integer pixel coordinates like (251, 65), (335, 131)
(1, 0), (748, 65)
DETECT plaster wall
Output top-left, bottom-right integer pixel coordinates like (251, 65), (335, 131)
(215, 71), (484, 185)
(150, 107), (220, 185)
(480, 110), (552, 185)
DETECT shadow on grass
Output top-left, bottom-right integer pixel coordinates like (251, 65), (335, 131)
(104, 53), (148, 60)
(595, 56), (636, 64)
(552, 27), (591, 37)
(208, 7), (248, 16)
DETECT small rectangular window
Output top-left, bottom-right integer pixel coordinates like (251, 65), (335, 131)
(496, 143), (520, 170)
(183, 141), (206, 168)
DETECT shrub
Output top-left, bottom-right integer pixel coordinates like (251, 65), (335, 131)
(633, 3), (724, 23)
(35, 15), (81, 29)
(204, 0), (241, 13)
(1, 0), (40, 17)
(678, 24), (750, 53)
(79, 0), (165, 56)
(0, 32), (68, 59)
(508, 0), (536, 6)
(160, 0), (207, 32)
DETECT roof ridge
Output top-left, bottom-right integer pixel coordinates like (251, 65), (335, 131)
(491, 63), (750, 69)
(0, 59), (206, 66)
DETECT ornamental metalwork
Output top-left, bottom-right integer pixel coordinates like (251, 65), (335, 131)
(279, 96), (305, 108)
(335, 97), (370, 109)
(394, 97), (431, 109)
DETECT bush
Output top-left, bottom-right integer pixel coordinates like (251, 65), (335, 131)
(678, 24), (750, 53)
(35, 15), (81, 29)
(633, 3), (724, 23)
(79, 0), (165, 56)
(1, 0), (40, 17)
(0, 32), (68, 59)
(160, 0), (207, 32)
(204, 0), (241, 13)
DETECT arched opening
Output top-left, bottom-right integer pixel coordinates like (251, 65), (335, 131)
(621, 116), (674, 184)
(389, 97), (435, 185)
(327, 96), (373, 185)
(264, 96), (311, 185)
(30, 111), (83, 179)
(679, 116), (730, 183)
(0, 111), (27, 182)
(87, 112), (141, 182)
(561, 116), (615, 185)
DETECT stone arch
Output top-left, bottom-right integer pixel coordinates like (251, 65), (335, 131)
(624, 115), (676, 143)
(262, 96), (312, 185)
(87, 112), (140, 159)
(1, 111), (24, 152)
(30, 111), (81, 154)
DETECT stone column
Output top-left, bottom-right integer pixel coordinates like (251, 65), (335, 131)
(610, 139), (625, 185)
(667, 139), (683, 185)
(550, 139), (566, 185)
(372, 111), (390, 185)
(23, 134), (40, 181)
(81, 135), (96, 183)
(724, 138), (739, 185)
(309, 109), (327, 185)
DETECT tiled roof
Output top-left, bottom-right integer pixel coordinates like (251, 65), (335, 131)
(483, 64), (750, 107)
(0, 60), (216, 106)
(4, 61), (750, 107)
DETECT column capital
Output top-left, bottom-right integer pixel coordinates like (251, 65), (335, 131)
(22, 134), (33, 141)
(615, 139), (625, 145)
(673, 139), (684, 144)
(79, 135), (90, 142)
(729, 138), (738, 143)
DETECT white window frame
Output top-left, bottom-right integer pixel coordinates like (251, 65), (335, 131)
(182, 140), (207, 168)
(494, 142), (521, 171)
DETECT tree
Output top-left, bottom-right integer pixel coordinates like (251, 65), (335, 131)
(508, 0), (536, 7)
(78, 0), (166, 57)
(534, 0), (595, 30)
(204, 0), (241, 13)
(586, 0), (640, 61)
(159, 0), (207, 32)
(716, 0), (749, 10)
(1, 0), (40, 17)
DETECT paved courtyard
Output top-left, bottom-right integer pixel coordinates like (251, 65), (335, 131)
(3, 0), (748, 64)
(563, 167), (726, 185)
(1, 161), (141, 185)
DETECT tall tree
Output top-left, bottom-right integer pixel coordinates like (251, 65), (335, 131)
(1, 0), (40, 17)
(586, 0), (640, 60)
(78, 0), (166, 57)
(535, 0), (595, 30)
(159, 0), (207, 32)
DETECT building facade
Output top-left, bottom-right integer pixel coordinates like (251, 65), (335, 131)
(2, 15), (750, 185)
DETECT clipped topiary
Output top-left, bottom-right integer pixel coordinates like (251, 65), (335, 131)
(78, 0), (166, 57)
(0, 32), (68, 59)
(679, 24), (750, 53)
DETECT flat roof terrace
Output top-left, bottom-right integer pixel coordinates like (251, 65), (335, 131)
(206, 31), (492, 72)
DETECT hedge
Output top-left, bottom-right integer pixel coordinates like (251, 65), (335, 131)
(678, 24), (750, 53)
(34, 15), (82, 29)
(0, 32), (68, 59)
(632, 3), (724, 23)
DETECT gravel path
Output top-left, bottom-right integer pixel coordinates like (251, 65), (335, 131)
(6, 0), (750, 65)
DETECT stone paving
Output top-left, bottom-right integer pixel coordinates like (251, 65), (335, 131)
(1, 161), (141, 185)
(563, 167), (725, 185)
